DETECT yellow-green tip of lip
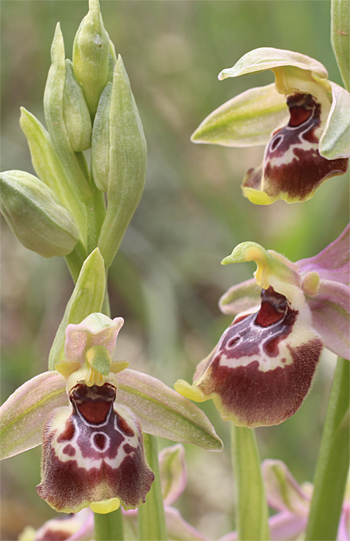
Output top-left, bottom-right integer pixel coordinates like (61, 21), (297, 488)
(174, 380), (207, 403)
(90, 497), (120, 514)
(243, 187), (277, 205)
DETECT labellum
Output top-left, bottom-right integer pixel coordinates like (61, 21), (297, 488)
(37, 382), (154, 513)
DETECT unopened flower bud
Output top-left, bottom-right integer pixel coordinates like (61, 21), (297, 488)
(63, 60), (92, 152)
(73, 0), (110, 117)
(91, 83), (112, 191)
(0, 171), (79, 258)
(95, 56), (147, 268)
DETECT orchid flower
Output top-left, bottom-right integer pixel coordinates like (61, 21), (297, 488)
(192, 48), (349, 205)
(0, 314), (222, 516)
(219, 460), (350, 541)
(175, 225), (350, 427)
(262, 459), (350, 541)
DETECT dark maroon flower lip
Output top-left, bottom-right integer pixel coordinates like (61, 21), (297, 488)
(244, 92), (348, 202)
(37, 382), (154, 513)
(193, 286), (323, 427)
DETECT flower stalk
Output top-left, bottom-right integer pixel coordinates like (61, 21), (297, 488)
(138, 434), (168, 541)
(94, 508), (124, 541)
(231, 424), (270, 540)
(306, 356), (350, 540)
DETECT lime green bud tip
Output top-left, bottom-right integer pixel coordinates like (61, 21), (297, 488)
(73, 0), (111, 117)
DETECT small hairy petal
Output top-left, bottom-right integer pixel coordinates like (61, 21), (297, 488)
(243, 93), (348, 204)
(195, 287), (323, 427)
(37, 383), (154, 513)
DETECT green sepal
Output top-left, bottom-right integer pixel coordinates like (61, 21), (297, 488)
(0, 371), (66, 460)
(219, 47), (328, 82)
(48, 248), (106, 370)
(72, 0), (110, 117)
(20, 107), (87, 245)
(44, 23), (92, 201)
(63, 59), (92, 152)
(319, 82), (350, 159)
(91, 83), (112, 191)
(0, 170), (79, 258)
(331, 0), (350, 91)
(116, 369), (223, 451)
(97, 55), (147, 268)
(192, 84), (288, 147)
(86, 345), (111, 375)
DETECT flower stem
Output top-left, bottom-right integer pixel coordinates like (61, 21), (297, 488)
(306, 357), (350, 540)
(137, 434), (168, 541)
(231, 423), (270, 540)
(94, 507), (124, 541)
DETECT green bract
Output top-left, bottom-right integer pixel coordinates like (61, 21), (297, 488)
(0, 170), (79, 258)
(44, 23), (92, 201)
(19, 107), (87, 245)
(331, 0), (350, 90)
(73, 0), (110, 117)
(96, 56), (147, 268)
(48, 248), (106, 370)
(63, 60), (92, 152)
(92, 83), (112, 191)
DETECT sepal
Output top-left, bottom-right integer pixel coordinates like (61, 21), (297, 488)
(191, 84), (288, 147)
(219, 47), (329, 86)
(117, 369), (223, 450)
(320, 82), (350, 159)
(0, 170), (79, 257)
(0, 371), (66, 460)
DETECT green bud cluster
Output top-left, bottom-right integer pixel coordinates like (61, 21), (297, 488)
(1, 0), (147, 276)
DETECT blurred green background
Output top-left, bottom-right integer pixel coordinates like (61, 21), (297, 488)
(1, 1), (349, 539)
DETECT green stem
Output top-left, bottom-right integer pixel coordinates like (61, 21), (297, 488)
(64, 240), (88, 283)
(231, 424), (270, 541)
(137, 434), (168, 541)
(94, 507), (124, 541)
(102, 270), (111, 317)
(306, 357), (350, 540)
